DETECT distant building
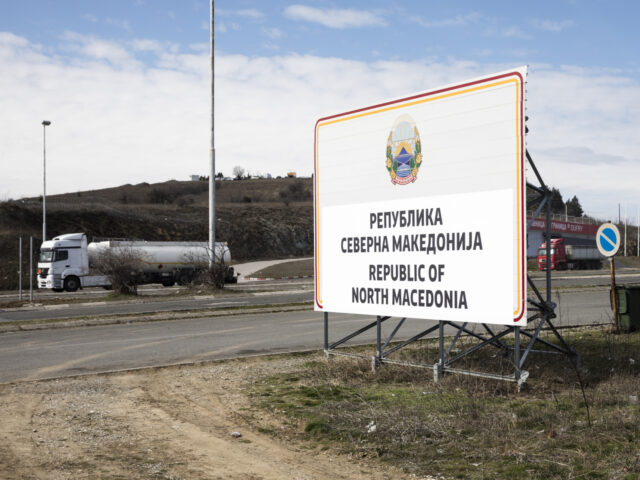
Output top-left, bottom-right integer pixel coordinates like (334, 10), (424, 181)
(190, 175), (200, 181)
(527, 216), (599, 257)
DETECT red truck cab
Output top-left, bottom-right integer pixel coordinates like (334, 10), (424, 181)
(538, 238), (562, 270)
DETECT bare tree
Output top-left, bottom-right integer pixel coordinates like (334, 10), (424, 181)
(92, 247), (147, 295)
(233, 166), (245, 180)
(182, 244), (235, 290)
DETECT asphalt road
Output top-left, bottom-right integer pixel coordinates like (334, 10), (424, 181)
(3, 271), (638, 324)
(0, 286), (613, 383)
(0, 287), (312, 323)
(529, 269), (640, 289)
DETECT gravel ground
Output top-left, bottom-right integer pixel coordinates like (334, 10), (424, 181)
(0, 354), (412, 480)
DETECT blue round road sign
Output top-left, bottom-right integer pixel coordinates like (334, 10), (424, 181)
(596, 223), (621, 257)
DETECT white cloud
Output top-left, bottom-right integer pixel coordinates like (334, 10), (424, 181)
(105, 17), (132, 32)
(216, 8), (264, 20)
(216, 22), (240, 34)
(236, 9), (264, 20)
(412, 13), (481, 28)
(531, 19), (574, 32)
(284, 5), (386, 29)
(484, 26), (531, 39)
(83, 13), (99, 23)
(262, 27), (283, 39)
(131, 39), (162, 53)
(60, 31), (140, 68)
(1, 33), (639, 220)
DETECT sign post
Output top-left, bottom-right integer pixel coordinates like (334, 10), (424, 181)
(596, 223), (622, 332)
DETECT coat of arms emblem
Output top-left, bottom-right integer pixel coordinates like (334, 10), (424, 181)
(386, 114), (422, 185)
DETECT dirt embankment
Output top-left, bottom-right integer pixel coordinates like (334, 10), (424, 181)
(0, 356), (408, 480)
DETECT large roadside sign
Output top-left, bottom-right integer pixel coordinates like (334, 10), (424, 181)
(314, 67), (528, 325)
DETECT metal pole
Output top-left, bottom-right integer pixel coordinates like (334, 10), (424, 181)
(624, 207), (627, 256)
(545, 191), (552, 304)
(324, 312), (328, 352)
(19, 237), (23, 301)
(439, 321), (445, 366)
(29, 236), (33, 302)
(637, 206), (639, 257)
(514, 326), (521, 380)
(610, 257), (619, 333)
(376, 315), (382, 359)
(208, 0), (216, 269)
(43, 124), (47, 241)
(42, 120), (51, 241)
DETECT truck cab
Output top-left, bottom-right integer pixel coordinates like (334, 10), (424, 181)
(537, 238), (562, 271)
(38, 233), (89, 292)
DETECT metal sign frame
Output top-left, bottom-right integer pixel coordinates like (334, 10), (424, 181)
(323, 150), (579, 386)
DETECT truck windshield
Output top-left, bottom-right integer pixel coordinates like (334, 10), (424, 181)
(538, 249), (546, 256)
(39, 249), (53, 262)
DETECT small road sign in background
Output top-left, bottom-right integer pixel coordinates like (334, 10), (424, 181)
(596, 223), (621, 257)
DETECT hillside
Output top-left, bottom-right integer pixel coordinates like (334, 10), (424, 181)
(0, 178), (313, 291)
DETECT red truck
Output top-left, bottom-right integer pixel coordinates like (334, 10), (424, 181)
(537, 237), (603, 271)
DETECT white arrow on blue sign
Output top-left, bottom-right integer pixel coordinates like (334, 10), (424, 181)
(596, 223), (621, 257)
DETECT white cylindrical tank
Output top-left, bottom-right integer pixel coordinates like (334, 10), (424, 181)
(87, 240), (231, 273)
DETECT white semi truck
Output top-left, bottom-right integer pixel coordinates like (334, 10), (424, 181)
(37, 233), (236, 292)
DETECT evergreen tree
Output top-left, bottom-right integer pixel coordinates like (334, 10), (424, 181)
(549, 187), (565, 214)
(566, 195), (584, 217)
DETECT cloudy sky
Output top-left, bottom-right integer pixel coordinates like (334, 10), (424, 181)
(1, 0), (639, 221)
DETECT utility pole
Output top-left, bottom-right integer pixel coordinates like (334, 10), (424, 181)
(18, 237), (22, 301)
(29, 236), (34, 302)
(42, 120), (51, 241)
(208, 0), (216, 269)
(624, 205), (628, 256)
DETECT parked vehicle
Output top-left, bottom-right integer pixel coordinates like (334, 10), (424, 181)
(37, 233), (236, 292)
(537, 237), (603, 271)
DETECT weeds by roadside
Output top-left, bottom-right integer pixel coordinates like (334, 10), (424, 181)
(250, 328), (640, 479)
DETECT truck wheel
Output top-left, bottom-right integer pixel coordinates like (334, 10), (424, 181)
(162, 279), (175, 287)
(176, 272), (191, 286)
(225, 267), (238, 284)
(63, 276), (80, 292)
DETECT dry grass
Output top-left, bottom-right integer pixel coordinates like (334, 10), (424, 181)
(251, 328), (640, 479)
(249, 259), (314, 278)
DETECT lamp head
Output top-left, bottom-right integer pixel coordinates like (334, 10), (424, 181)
(42, 120), (51, 126)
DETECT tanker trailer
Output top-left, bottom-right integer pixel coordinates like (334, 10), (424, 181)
(38, 233), (235, 292)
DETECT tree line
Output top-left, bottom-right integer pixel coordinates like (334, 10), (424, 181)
(528, 186), (584, 218)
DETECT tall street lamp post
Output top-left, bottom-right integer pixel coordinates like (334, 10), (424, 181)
(209, 0), (216, 269)
(42, 120), (51, 241)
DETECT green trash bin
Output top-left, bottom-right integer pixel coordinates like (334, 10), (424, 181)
(610, 285), (640, 332)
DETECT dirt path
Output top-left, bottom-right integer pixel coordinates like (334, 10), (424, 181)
(0, 355), (409, 479)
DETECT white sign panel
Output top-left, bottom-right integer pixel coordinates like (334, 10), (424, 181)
(314, 67), (528, 325)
